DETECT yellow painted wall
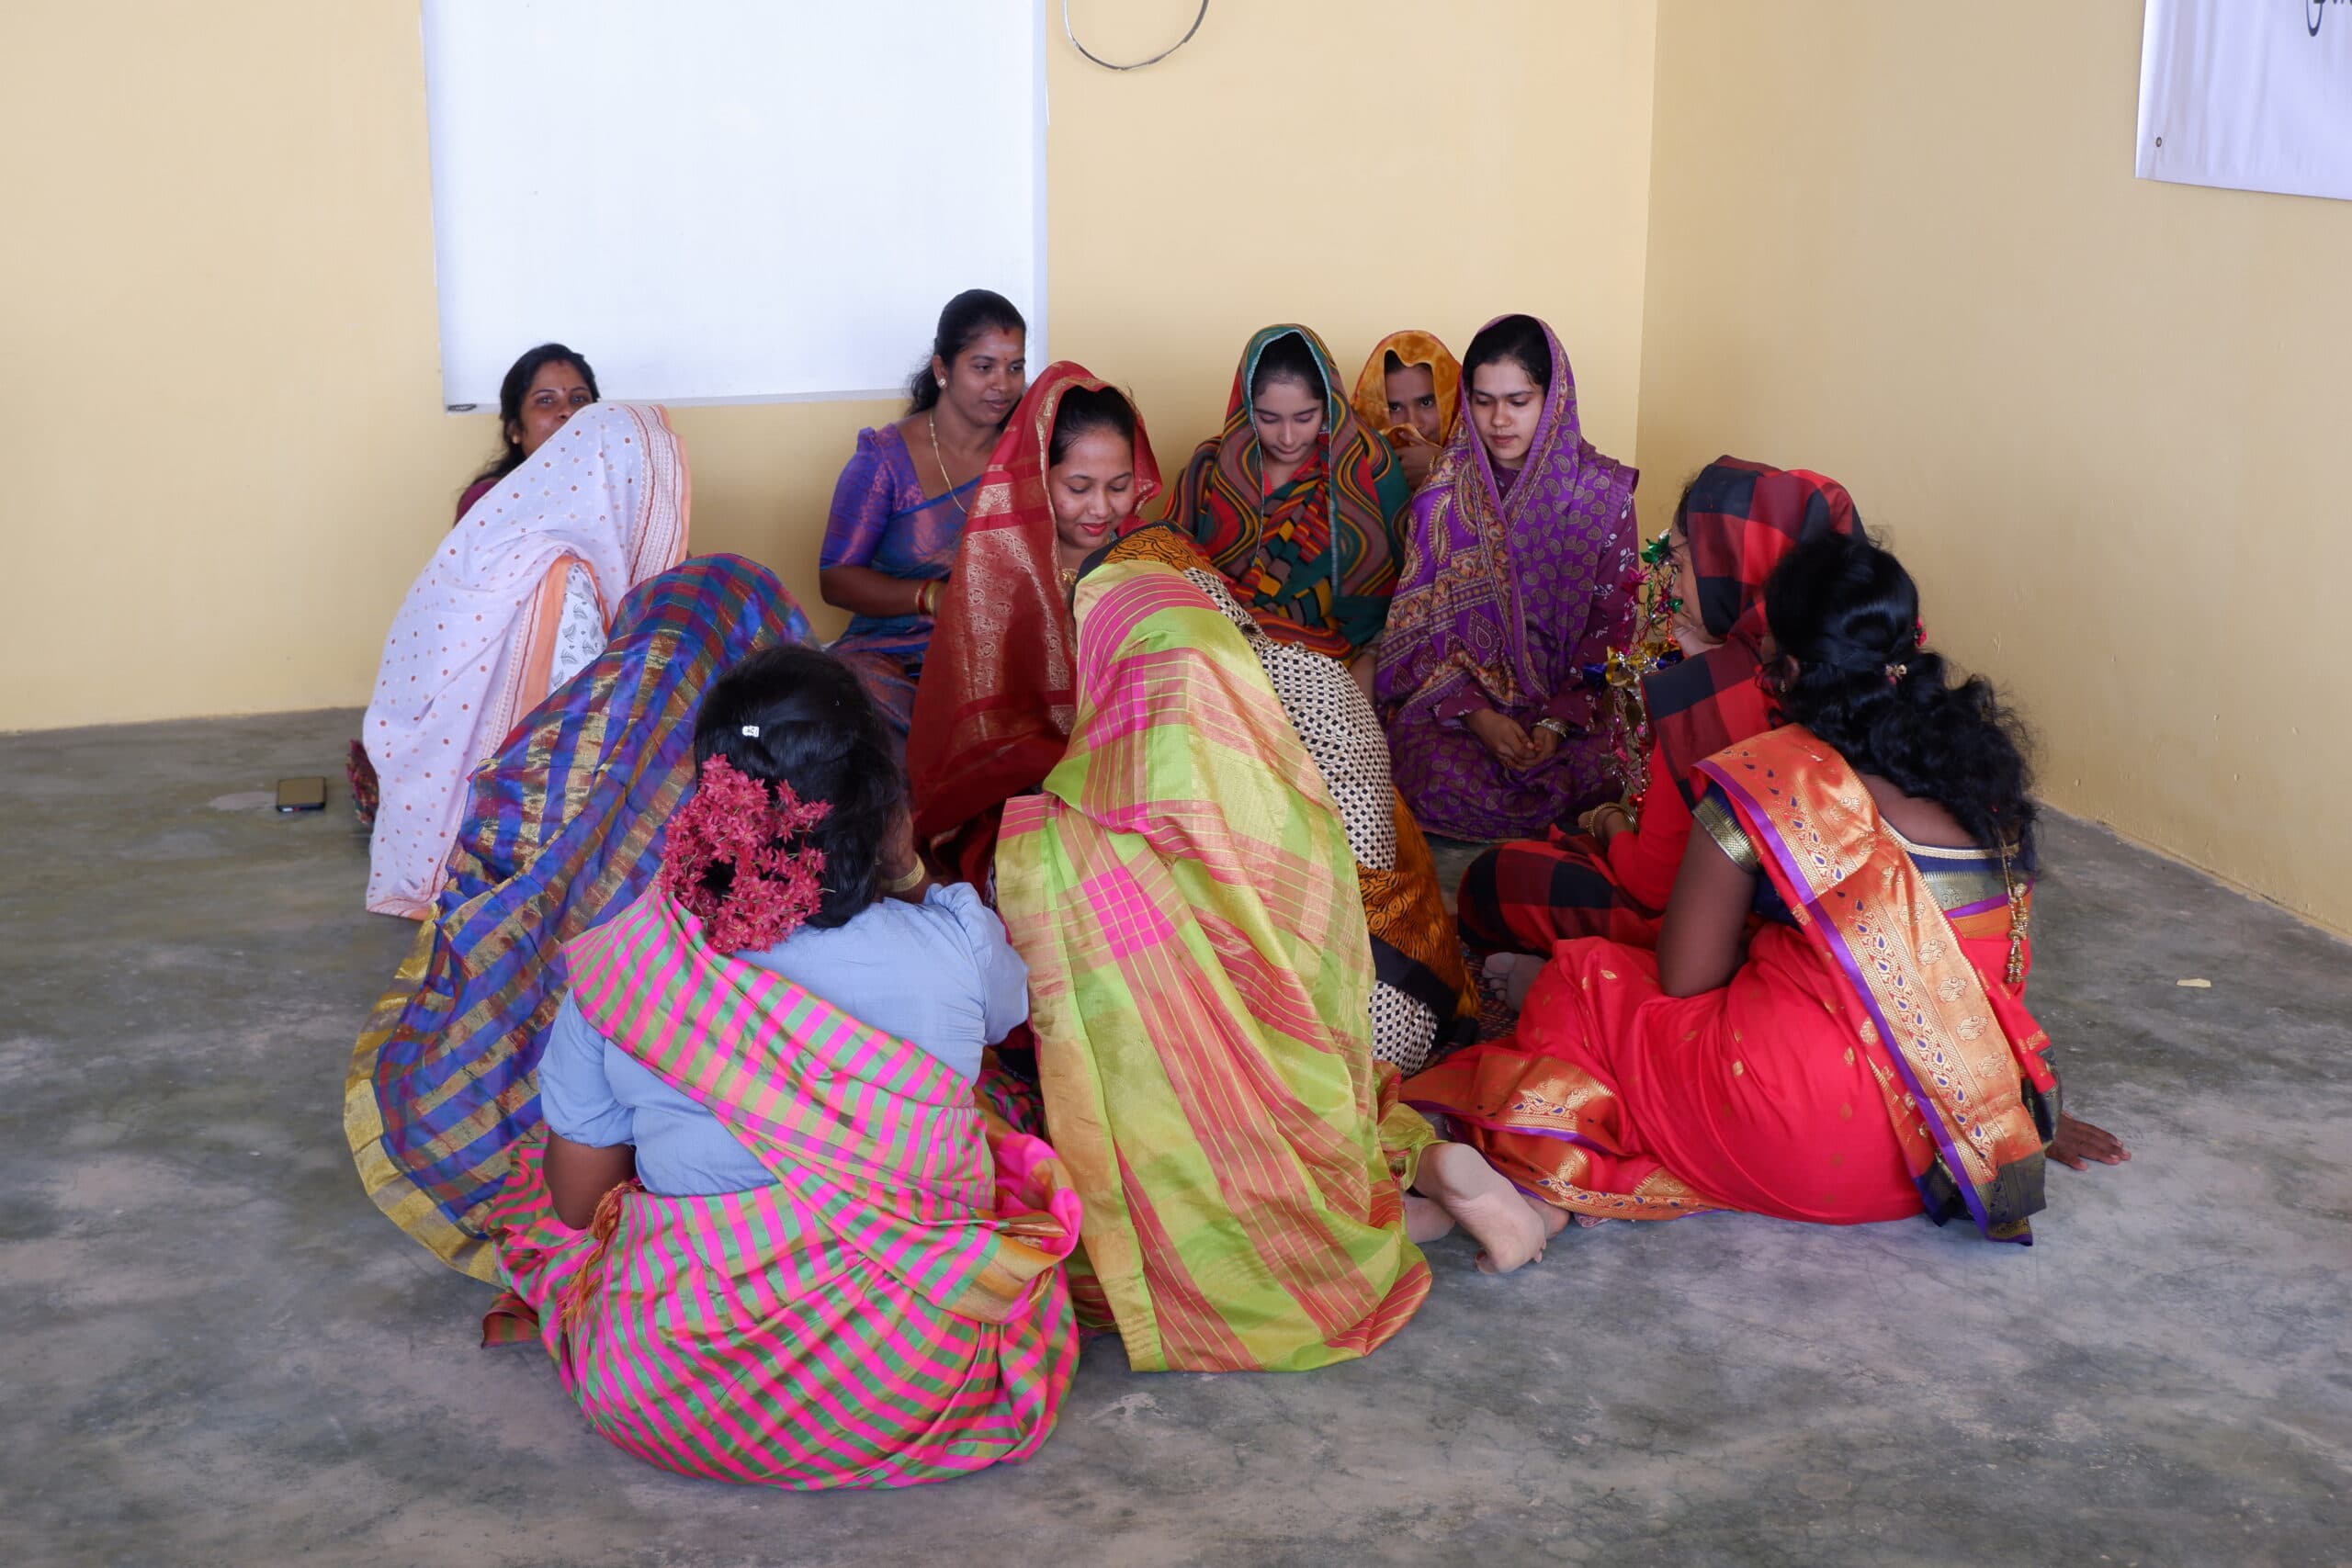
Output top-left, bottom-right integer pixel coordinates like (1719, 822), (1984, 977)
(1634, 3), (2352, 934)
(0, 1), (1656, 733)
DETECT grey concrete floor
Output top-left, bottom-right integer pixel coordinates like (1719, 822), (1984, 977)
(4, 707), (2347, 1568)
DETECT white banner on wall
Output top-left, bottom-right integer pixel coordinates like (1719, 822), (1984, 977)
(2137, 1), (2352, 202)
(422, 1), (1046, 408)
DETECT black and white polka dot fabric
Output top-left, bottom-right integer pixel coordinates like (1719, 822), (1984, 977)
(1181, 567), (1435, 1071)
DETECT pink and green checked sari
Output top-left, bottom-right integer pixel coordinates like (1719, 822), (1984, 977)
(996, 557), (1436, 1373)
(482, 886), (1082, 1490)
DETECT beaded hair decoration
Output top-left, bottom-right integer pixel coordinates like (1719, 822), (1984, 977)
(657, 755), (831, 952)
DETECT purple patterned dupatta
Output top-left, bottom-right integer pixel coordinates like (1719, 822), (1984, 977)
(1376, 316), (1635, 717)
(1374, 316), (1638, 840)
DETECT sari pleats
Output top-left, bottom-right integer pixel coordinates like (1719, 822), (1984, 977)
(997, 560), (1433, 1372)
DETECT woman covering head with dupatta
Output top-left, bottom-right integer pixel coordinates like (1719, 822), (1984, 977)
(362, 402), (689, 917)
(820, 289), (1028, 742)
(908, 363), (1161, 891)
(1352, 330), (1463, 491)
(1134, 324), (1411, 677)
(1408, 533), (2077, 1241)
(1375, 314), (1639, 842)
(995, 555), (1549, 1374)
(1457, 457), (1858, 955)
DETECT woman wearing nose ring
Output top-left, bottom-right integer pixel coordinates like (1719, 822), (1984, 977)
(820, 289), (1028, 743)
(1376, 313), (1641, 840)
(1131, 324), (1411, 695)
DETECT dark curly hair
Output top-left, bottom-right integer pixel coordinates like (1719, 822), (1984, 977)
(1764, 532), (2039, 869)
(688, 644), (901, 930)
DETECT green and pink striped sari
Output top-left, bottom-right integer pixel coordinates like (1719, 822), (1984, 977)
(483, 886), (1082, 1490)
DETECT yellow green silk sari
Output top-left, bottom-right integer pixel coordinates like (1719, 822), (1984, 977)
(996, 558), (1436, 1373)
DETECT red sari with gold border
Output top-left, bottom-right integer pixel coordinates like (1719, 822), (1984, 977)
(1407, 726), (2057, 1240)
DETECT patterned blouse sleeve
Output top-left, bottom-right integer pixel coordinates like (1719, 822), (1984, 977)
(820, 428), (895, 572)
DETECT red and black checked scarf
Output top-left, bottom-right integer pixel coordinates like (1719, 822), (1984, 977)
(1645, 457), (1858, 807)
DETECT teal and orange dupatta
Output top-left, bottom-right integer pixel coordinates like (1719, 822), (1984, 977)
(1136, 323), (1409, 660)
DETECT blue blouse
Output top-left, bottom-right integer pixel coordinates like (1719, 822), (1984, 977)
(538, 882), (1028, 1196)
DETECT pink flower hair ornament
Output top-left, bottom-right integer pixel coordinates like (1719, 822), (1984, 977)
(657, 755), (831, 952)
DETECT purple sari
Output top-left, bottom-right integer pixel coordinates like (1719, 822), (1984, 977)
(820, 423), (978, 739)
(1375, 316), (1639, 840)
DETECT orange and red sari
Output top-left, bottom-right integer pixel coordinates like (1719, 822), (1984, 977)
(907, 363), (1162, 889)
(1408, 727), (2058, 1241)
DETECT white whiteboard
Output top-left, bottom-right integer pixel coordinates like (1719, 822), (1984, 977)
(421, 0), (1045, 408)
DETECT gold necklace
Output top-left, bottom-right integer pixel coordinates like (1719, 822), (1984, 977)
(927, 413), (970, 518)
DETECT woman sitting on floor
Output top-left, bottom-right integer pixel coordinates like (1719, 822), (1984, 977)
(1135, 324), (1410, 694)
(1376, 313), (1641, 841)
(347, 555), (811, 1277)
(996, 554), (1544, 1376)
(1408, 531), (2113, 1239)
(484, 643), (1081, 1490)
(1457, 457), (1857, 955)
(455, 343), (601, 523)
(907, 362), (1162, 890)
(1351, 329), (1462, 491)
(910, 364), (1475, 1071)
(360, 400), (688, 916)
(820, 288), (1028, 740)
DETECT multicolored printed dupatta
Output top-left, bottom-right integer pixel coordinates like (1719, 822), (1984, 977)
(365, 403), (689, 916)
(1134, 324), (1409, 660)
(1699, 728), (2056, 1241)
(908, 362), (1162, 885)
(1351, 330), (1463, 449)
(1647, 457), (1858, 807)
(346, 555), (808, 1279)
(1375, 315), (1638, 722)
(483, 886), (1080, 1490)
(996, 557), (1436, 1372)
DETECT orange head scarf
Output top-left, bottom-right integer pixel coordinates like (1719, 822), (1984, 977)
(1351, 330), (1463, 450)
(908, 362), (1162, 881)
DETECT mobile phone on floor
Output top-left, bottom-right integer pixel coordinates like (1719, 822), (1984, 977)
(276, 777), (328, 813)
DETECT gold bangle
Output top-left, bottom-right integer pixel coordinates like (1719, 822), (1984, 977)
(882, 861), (926, 895)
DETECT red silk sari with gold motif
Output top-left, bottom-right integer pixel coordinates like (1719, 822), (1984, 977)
(1407, 726), (2057, 1241)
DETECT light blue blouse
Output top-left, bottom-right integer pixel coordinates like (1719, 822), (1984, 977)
(538, 882), (1028, 1196)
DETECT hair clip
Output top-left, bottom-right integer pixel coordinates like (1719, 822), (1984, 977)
(1885, 662), (1909, 684)
(740, 724), (761, 738)
(1914, 621), (1928, 649)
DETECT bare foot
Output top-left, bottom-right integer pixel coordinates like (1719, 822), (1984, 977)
(1521, 1190), (1569, 1241)
(1414, 1142), (1548, 1273)
(1482, 953), (1547, 1011)
(2049, 1111), (2130, 1171)
(1404, 1193), (1456, 1244)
